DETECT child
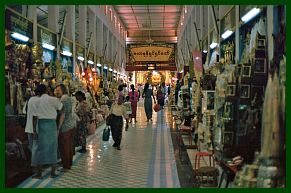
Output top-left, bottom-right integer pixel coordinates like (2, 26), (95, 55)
(123, 96), (132, 131)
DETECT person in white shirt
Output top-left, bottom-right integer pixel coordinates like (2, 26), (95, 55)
(25, 89), (40, 152)
(32, 84), (64, 179)
(108, 95), (129, 150)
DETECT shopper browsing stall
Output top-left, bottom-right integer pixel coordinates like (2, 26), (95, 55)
(74, 91), (90, 153)
(54, 84), (74, 172)
(31, 84), (64, 179)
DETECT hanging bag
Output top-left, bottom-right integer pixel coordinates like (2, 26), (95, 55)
(102, 126), (110, 141)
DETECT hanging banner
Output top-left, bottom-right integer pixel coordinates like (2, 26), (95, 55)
(5, 9), (33, 39)
(130, 46), (173, 62)
(37, 25), (57, 46)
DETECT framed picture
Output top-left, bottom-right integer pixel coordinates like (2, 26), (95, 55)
(227, 84), (236, 96)
(223, 131), (234, 147)
(254, 59), (266, 73)
(257, 39), (266, 49)
(241, 85), (250, 98)
(242, 65), (251, 77)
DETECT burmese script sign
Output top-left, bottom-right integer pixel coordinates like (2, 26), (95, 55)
(130, 46), (173, 62)
(5, 9), (33, 39)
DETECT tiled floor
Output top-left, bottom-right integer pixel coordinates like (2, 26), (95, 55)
(17, 101), (180, 188)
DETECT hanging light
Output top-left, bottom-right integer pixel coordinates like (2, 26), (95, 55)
(209, 42), (218, 49)
(203, 50), (208, 53)
(104, 66), (108, 70)
(61, 50), (73, 57)
(42, 43), (55, 51)
(92, 68), (96, 72)
(78, 56), (85, 61)
(88, 60), (94, 64)
(113, 70), (117, 73)
(221, 30), (234, 40)
(97, 63), (102, 67)
(89, 77), (93, 82)
(82, 72), (85, 76)
(241, 8), (261, 23)
(109, 68), (113, 72)
(11, 32), (29, 42)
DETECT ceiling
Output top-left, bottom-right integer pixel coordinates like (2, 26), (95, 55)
(7, 5), (183, 44)
(114, 5), (182, 43)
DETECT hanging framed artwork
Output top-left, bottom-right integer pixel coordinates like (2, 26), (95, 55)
(254, 58), (266, 73)
(241, 84), (250, 98)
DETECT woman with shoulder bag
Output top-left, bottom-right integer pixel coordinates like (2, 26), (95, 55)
(108, 95), (128, 150)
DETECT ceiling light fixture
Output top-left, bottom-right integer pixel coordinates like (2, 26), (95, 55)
(61, 50), (73, 57)
(88, 60), (94, 64)
(104, 66), (108, 70)
(209, 42), (218, 49)
(97, 63), (102, 67)
(241, 8), (261, 23)
(42, 43), (55, 51)
(203, 50), (208, 53)
(11, 32), (29, 42)
(221, 30), (234, 40)
(78, 56), (85, 61)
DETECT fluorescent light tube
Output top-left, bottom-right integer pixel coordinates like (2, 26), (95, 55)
(11, 32), (29, 42)
(209, 42), (218, 49)
(78, 56), (85, 61)
(88, 60), (94, 64)
(241, 8), (261, 23)
(97, 63), (102, 67)
(42, 43), (55, 51)
(221, 30), (234, 40)
(61, 51), (72, 57)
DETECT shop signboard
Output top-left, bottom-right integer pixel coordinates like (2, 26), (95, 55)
(62, 38), (73, 52)
(37, 25), (57, 46)
(5, 9), (33, 39)
(130, 46), (174, 62)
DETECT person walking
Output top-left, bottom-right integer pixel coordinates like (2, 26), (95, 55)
(74, 91), (90, 153)
(108, 95), (128, 150)
(128, 84), (139, 123)
(157, 86), (164, 109)
(142, 83), (156, 122)
(31, 84), (64, 179)
(54, 84), (74, 171)
(175, 80), (181, 105)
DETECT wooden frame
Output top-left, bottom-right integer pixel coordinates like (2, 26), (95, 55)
(227, 84), (236, 96)
(242, 65), (251, 77)
(241, 84), (250, 98)
(254, 58), (267, 73)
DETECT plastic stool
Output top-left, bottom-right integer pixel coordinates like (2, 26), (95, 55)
(179, 125), (192, 145)
(193, 152), (218, 187)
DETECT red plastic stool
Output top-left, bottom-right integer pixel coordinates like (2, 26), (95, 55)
(193, 152), (218, 187)
(179, 125), (192, 145)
